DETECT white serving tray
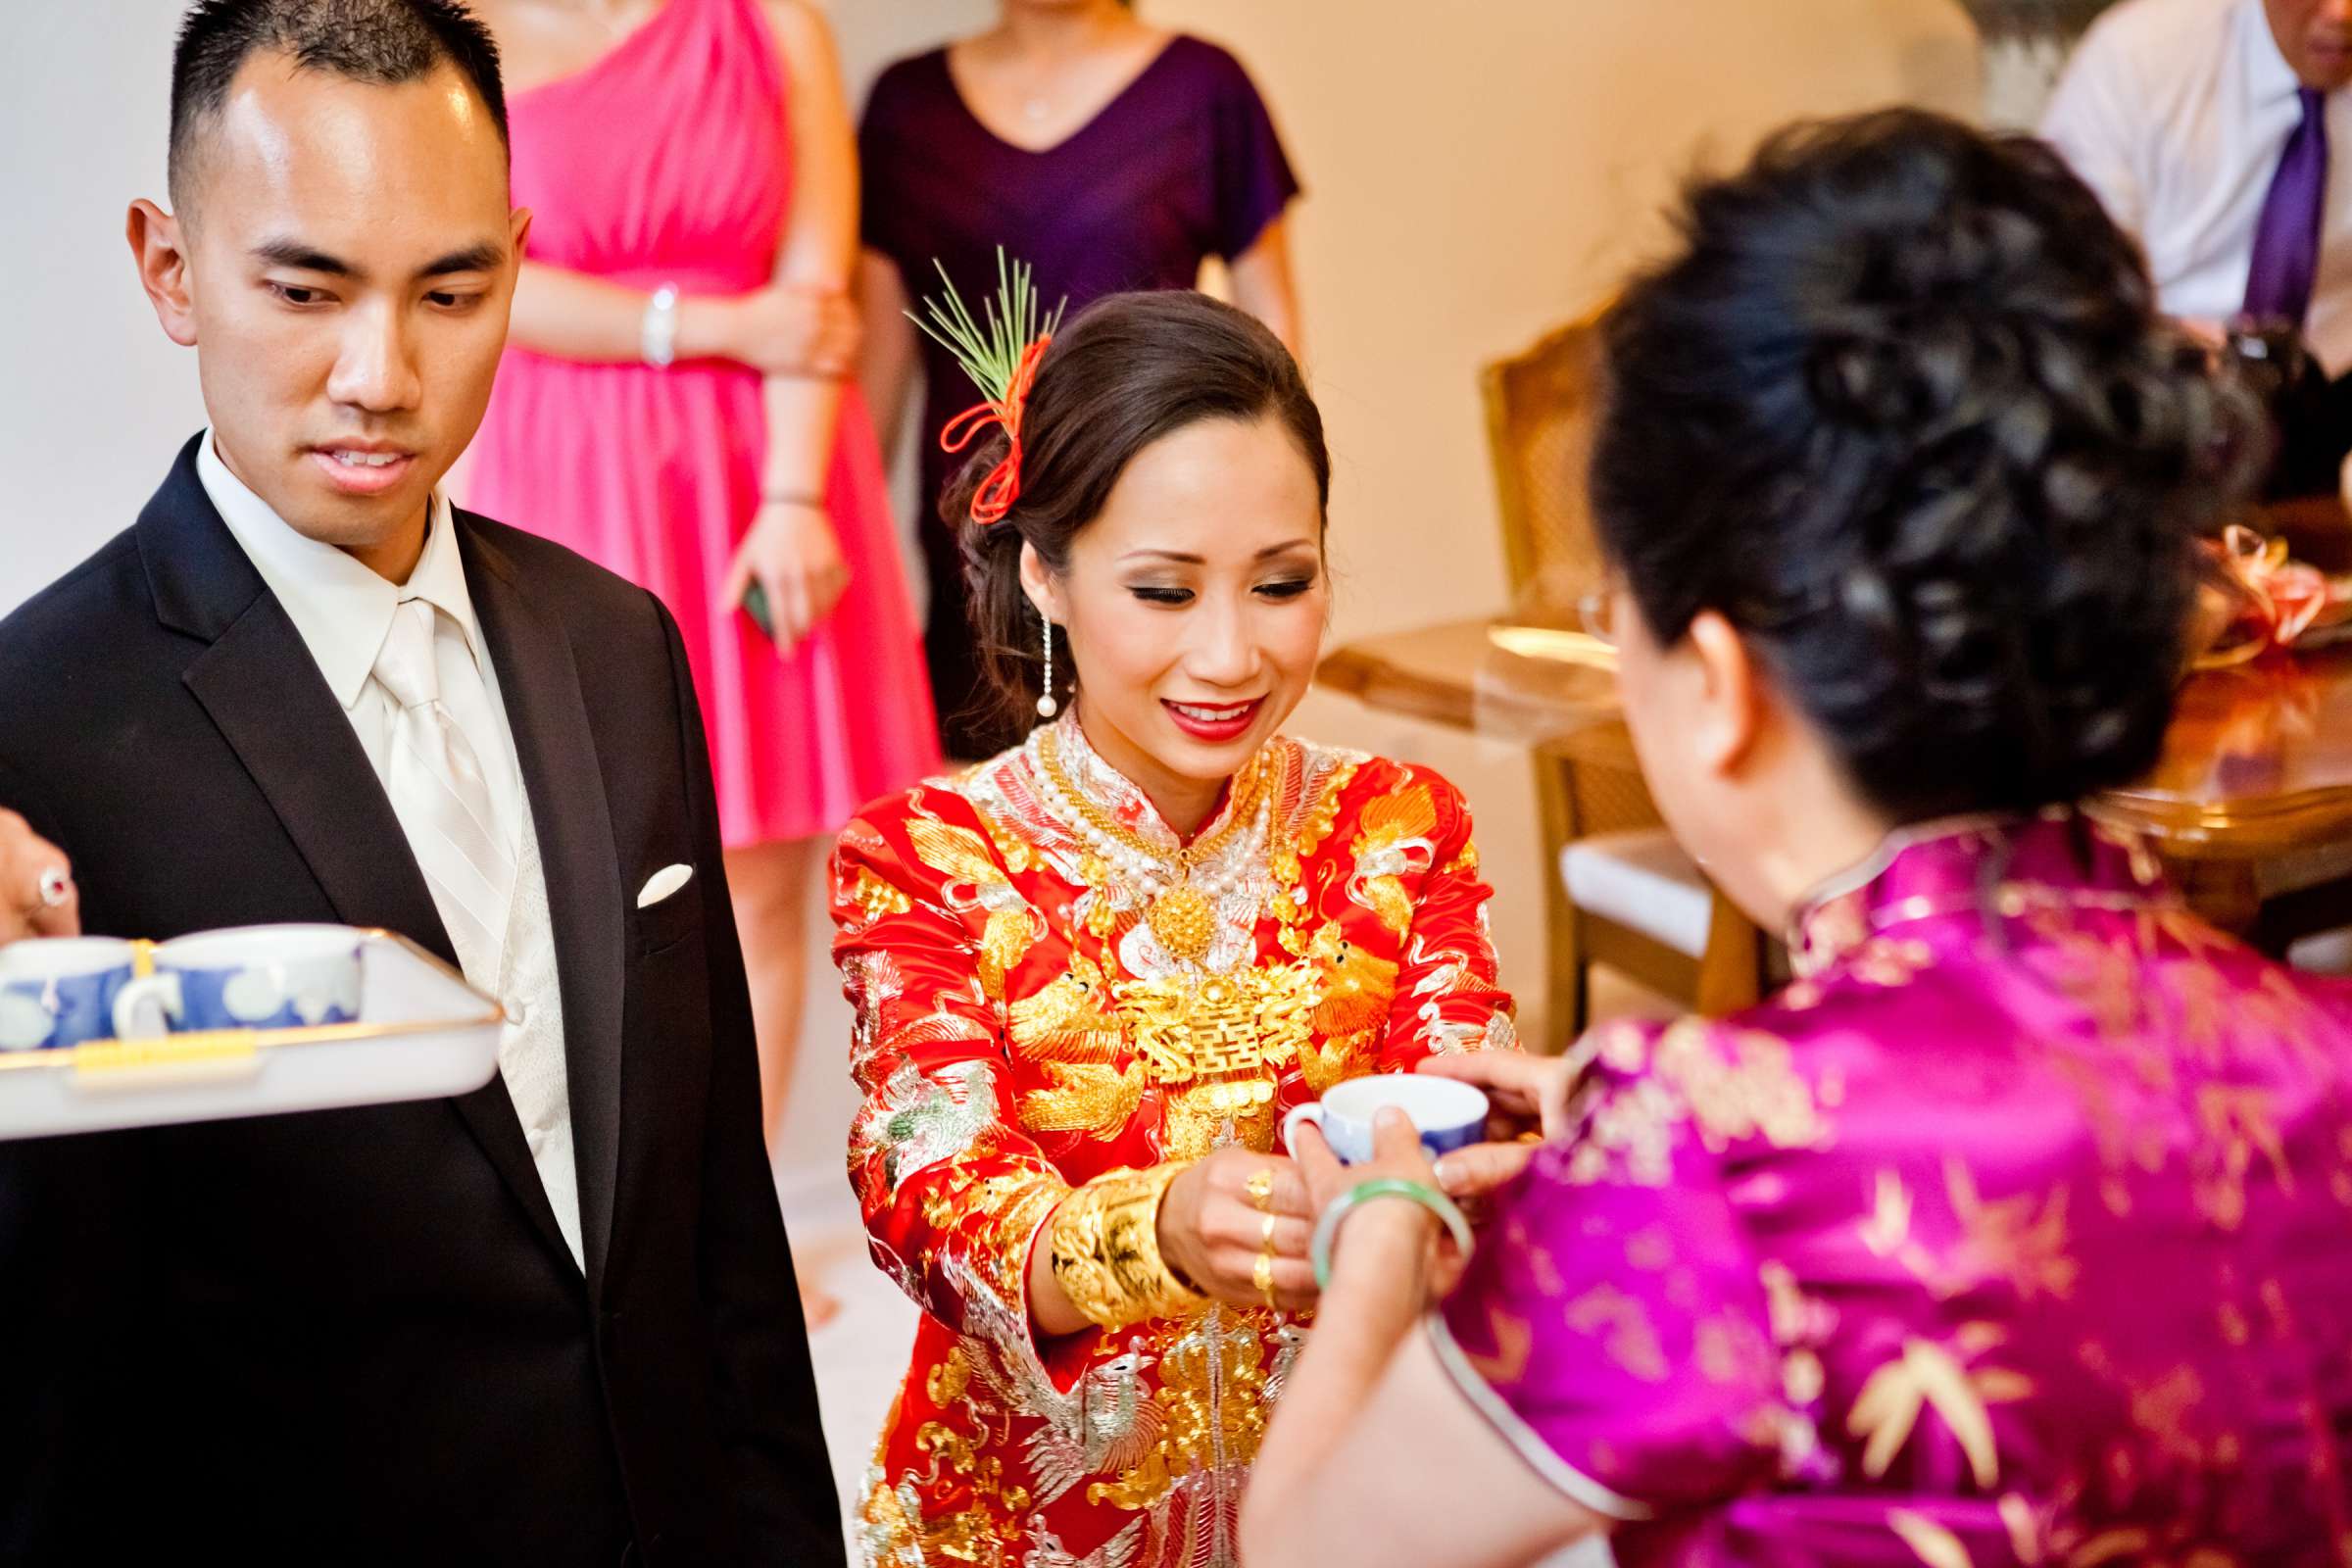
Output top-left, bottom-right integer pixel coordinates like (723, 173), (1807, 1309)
(0, 929), (502, 1141)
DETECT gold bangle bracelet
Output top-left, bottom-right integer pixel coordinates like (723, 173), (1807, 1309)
(1049, 1162), (1208, 1332)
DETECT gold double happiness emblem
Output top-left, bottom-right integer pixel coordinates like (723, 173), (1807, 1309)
(1118, 965), (1317, 1158)
(1119, 964), (1318, 1104)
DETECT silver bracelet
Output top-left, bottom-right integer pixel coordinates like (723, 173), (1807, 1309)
(641, 282), (680, 368)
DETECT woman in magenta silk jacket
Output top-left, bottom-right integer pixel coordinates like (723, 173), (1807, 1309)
(1242, 109), (2352, 1568)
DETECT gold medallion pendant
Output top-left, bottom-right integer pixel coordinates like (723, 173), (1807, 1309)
(1147, 882), (1217, 963)
(1037, 726), (1270, 971)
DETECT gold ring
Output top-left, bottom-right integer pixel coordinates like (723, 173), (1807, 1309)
(1246, 1167), (1277, 1214)
(1254, 1212), (1281, 1308)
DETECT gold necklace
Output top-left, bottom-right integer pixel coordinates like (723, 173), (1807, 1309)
(1037, 727), (1267, 963)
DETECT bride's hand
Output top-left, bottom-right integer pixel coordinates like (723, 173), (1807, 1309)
(1157, 1148), (1318, 1313)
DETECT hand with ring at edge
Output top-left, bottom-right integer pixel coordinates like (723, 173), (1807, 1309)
(1156, 1146), (1318, 1313)
(0, 808), (78, 943)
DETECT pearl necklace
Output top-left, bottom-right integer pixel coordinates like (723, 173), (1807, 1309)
(1035, 727), (1269, 964)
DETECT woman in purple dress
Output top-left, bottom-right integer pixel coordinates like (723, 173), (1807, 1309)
(857, 0), (1302, 759)
(1241, 110), (2352, 1567)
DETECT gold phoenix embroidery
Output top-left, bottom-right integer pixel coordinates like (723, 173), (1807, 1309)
(904, 813), (1042, 1000)
(1347, 783), (1438, 936)
(1089, 1311), (1275, 1512)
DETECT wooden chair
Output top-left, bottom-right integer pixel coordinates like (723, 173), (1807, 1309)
(1480, 305), (1766, 1046)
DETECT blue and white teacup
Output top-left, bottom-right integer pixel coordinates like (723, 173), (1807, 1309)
(149, 924), (364, 1034)
(1282, 1073), (1490, 1164)
(0, 938), (155, 1051)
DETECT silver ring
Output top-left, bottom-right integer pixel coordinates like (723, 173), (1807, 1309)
(35, 865), (70, 909)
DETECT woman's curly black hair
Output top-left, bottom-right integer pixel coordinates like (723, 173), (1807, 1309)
(1592, 108), (2265, 822)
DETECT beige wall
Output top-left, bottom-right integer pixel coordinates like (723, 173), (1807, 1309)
(831, 0), (1982, 1044)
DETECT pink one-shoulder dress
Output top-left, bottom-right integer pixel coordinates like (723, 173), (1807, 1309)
(468, 0), (938, 849)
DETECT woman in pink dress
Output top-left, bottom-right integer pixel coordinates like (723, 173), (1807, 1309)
(468, 0), (939, 1154)
(1242, 111), (2352, 1566)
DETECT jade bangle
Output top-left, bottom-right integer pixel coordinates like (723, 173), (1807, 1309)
(1310, 1177), (1474, 1291)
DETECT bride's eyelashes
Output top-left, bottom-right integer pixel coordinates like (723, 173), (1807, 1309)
(1123, 575), (1319, 608)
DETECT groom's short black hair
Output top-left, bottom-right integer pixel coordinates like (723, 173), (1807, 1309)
(169, 0), (508, 213)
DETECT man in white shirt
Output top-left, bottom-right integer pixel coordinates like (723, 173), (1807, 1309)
(2043, 0), (2352, 488)
(0, 2), (840, 1561)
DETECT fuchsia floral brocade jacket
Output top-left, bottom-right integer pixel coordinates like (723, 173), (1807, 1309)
(830, 718), (1517, 1568)
(1438, 814), (2352, 1566)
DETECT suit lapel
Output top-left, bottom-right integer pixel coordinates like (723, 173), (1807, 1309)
(462, 518), (625, 1296)
(183, 605), (444, 944)
(144, 442), (575, 1270)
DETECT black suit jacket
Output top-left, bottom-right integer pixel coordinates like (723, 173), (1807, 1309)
(0, 438), (843, 1565)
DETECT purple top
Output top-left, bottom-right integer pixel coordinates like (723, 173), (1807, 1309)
(1436, 813), (2352, 1565)
(858, 35), (1300, 756)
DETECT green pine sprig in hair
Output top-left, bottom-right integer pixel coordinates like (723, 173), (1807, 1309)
(908, 247), (1068, 406)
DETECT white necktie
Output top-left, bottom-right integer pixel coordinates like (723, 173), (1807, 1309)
(373, 598), (515, 977)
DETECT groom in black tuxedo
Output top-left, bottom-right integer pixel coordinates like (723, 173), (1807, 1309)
(0, 3), (842, 1560)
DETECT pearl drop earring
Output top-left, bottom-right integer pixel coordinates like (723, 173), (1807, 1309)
(1037, 617), (1059, 719)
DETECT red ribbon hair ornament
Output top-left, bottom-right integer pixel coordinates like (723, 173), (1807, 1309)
(910, 249), (1067, 529)
(938, 335), (1052, 527)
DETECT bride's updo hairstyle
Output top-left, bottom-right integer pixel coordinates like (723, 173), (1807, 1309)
(1592, 109), (2264, 821)
(943, 290), (1329, 727)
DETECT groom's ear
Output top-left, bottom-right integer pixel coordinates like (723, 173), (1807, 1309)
(508, 207), (533, 284)
(127, 199), (199, 349)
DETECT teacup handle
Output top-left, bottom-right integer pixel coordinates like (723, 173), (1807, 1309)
(111, 974), (182, 1041)
(1281, 1102), (1324, 1155)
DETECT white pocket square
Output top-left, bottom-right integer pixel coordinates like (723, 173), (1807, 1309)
(636, 863), (695, 909)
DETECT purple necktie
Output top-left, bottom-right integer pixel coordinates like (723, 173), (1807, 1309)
(2244, 87), (2330, 326)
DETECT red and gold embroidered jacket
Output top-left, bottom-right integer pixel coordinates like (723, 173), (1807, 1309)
(829, 718), (1516, 1568)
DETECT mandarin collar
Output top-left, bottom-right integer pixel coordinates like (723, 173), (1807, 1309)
(1785, 808), (2175, 978)
(1031, 711), (1261, 854)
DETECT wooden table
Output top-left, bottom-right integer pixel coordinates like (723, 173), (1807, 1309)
(1311, 617), (1620, 739)
(2086, 645), (2352, 934)
(1320, 605), (2352, 944)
